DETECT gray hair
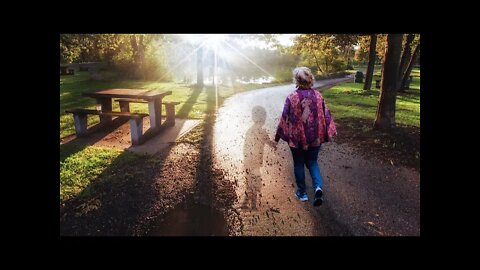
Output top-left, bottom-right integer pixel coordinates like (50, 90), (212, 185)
(293, 67), (315, 89)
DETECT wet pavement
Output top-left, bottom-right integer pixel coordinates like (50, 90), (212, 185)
(212, 77), (420, 236)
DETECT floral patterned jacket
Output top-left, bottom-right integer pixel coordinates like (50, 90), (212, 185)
(274, 88), (337, 150)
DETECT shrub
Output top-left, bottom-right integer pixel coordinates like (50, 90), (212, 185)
(330, 59), (346, 73)
(354, 71), (364, 83)
(274, 68), (294, 83)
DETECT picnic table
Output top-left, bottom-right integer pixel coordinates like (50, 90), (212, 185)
(82, 88), (172, 129)
(66, 88), (178, 145)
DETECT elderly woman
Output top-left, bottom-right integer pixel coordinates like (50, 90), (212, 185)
(274, 67), (337, 206)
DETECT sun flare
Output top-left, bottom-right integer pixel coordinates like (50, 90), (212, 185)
(179, 34), (228, 48)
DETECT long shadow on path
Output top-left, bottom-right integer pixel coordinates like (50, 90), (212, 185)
(147, 86), (235, 236)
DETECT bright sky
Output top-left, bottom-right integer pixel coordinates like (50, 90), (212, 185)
(240, 34), (299, 49)
(176, 34), (299, 49)
(277, 34), (298, 46)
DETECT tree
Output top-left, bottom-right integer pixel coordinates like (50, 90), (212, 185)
(374, 34), (403, 130)
(354, 35), (371, 64)
(130, 34), (146, 79)
(333, 34), (359, 67)
(363, 34), (378, 90)
(59, 34), (169, 80)
(375, 34), (388, 64)
(397, 34), (415, 92)
(60, 34), (83, 63)
(400, 42), (420, 91)
(197, 47), (204, 87)
(291, 34), (350, 74)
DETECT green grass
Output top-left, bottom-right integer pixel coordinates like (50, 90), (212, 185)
(323, 69), (420, 128)
(60, 145), (143, 202)
(60, 72), (283, 138)
(410, 68), (420, 77)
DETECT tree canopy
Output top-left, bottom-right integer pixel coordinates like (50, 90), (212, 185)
(60, 34), (170, 80)
(290, 34), (359, 74)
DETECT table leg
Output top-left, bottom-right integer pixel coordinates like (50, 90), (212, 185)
(148, 99), (162, 129)
(97, 97), (112, 124)
(119, 100), (130, 112)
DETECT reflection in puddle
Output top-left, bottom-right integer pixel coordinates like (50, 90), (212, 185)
(147, 199), (229, 236)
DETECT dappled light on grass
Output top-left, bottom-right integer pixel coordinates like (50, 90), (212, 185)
(60, 146), (125, 202)
(323, 78), (420, 128)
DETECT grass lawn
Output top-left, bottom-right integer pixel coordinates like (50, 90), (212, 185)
(60, 145), (139, 202)
(323, 75), (420, 128)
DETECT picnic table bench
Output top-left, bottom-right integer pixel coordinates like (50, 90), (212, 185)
(65, 109), (148, 145)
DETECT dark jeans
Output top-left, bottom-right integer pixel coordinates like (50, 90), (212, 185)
(290, 146), (323, 194)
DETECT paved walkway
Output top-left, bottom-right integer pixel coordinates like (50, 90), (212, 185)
(212, 77), (420, 236)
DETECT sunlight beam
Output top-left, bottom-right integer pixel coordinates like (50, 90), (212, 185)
(156, 39), (208, 82)
(221, 39), (275, 78)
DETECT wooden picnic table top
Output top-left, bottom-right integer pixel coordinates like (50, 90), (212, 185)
(83, 89), (172, 101)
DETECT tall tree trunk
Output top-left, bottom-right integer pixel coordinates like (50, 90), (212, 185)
(196, 47), (204, 87)
(347, 48), (351, 67)
(374, 34), (403, 130)
(343, 45), (350, 67)
(400, 44), (420, 91)
(364, 34), (377, 90)
(130, 35), (141, 78)
(138, 35), (145, 63)
(138, 35), (145, 79)
(130, 35), (138, 62)
(397, 34), (415, 92)
(313, 53), (324, 73)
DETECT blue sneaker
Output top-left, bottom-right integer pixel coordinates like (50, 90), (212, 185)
(295, 190), (308, 202)
(313, 187), (323, 206)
